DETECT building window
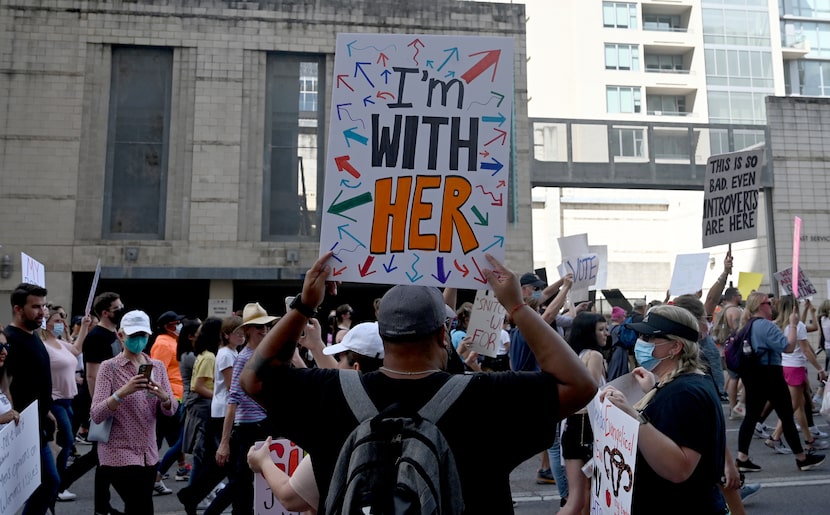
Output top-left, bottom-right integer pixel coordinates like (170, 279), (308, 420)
(264, 53), (326, 239)
(603, 2), (638, 29)
(790, 60), (830, 96)
(643, 13), (684, 32)
(647, 95), (687, 116)
(605, 44), (640, 70)
(780, 0), (830, 18)
(103, 47), (173, 239)
(653, 130), (689, 160)
(707, 90), (767, 124)
(704, 48), (774, 88)
(607, 86), (641, 113)
(702, 6), (771, 46)
(645, 54), (685, 72)
(612, 128), (644, 158)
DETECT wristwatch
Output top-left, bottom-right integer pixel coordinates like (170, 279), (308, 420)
(289, 295), (317, 318)
(637, 412), (650, 425)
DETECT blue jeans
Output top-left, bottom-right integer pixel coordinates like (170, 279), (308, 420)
(51, 398), (75, 478)
(157, 403), (185, 476)
(547, 422), (569, 500)
(23, 444), (60, 515)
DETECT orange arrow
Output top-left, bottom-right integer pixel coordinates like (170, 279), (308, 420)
(377, 52), (389, 67)
(334, 155), (360, 179)
(333, 266), (347, 276)
(461, 49), (501, 84)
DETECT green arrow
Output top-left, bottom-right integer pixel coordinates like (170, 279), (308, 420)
(327, 190), (373, 221)
(491, 91), (505, 107)
(471, 206), (489, 226)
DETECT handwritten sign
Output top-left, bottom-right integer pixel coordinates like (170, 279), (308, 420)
(20, 253), (45, 288)
(773, 267), (817, 298)
(466, 289), (506, 358)
(84, 259), (102, 316)
(589, 245), (608, 291)
(793, 217), (802, 298)
(669, 252), (709, 296)
(737, 272), (763, 298)
(702, 149), (763, 248)
(557, 233), (590, 263)
(563, 253), (599, 304)
(587, 393), (638, 515)
(0, 403), (40, 515)
(319, 34), (514, 289)
(253, 438), (304, 515)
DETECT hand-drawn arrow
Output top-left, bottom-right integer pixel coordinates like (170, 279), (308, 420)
(445, 71), (455, 78)
(346, 40), (357, 56)
(491, 193), (503, 206)
(431, 256), (451, 284)
(376, 91), (395, 100)
(336, 103), (352, 121)
(482, 112), (506, 127)
(454, 259), (470, 277)
(336, 74), (354, 91)
(329, 241), (342, 262)
(337, 223), (367, 248)
(354, 62), (375, 88)
(407, 38), (424, 65)
(340, 178), (362, 189)
(363, 96), (375, 107)
(491, 91), (505, 107)
(333, 266), (347, 276)
(426, 60), (434, 69)
(359, 255), (376, 277)
(328, 190), (372, 221)
(497, 180), (506, 188)
(470, 256), (487, 284)
(405, 253), (423, 282)
(461, 49), (501, 84)
(344, 127), (368, 147)
(383, 254), (398, 273)
(480, 150), (490, 158)
(381, 69), (391, 84)
(484, 128), (507, 147)
(481, 157), (503, 175)
(377, 52), (389, 67)
(482, 235), (505, 253)
(335, 155), (361, 179)
(471, 206), (489, 226)
(437, 47), (459, 72)
(476, 185), (501, 203)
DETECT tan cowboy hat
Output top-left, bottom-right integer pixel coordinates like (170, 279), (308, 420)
(240, 302), (277, 327)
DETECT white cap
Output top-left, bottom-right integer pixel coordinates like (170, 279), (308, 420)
(120, 310), (152, 336)
(323, 322), (384, 359)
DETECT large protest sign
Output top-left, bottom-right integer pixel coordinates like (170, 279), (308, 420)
(702, 149), (763, 248)
(589, 245), (608, 291)
(0, 403), (40, 515)
(253, 438), (304, 515)
(587, 392), (638, 515)
(774, 267), (817, 298)
(319, 34), (513, 289)
(21, 253), (45, 287)
(737, 272), (763, 298)
(84, 258), (102, 316)
(466, 289), (506, 358)
(669, 252), (709, 296)
(563, 253), (599, 304)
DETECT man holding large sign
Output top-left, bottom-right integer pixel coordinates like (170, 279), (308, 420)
(319, 34), (513, 289)
(702, 149), (764, 248)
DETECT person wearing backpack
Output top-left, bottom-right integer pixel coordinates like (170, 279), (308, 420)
(240, 252), (597, 514)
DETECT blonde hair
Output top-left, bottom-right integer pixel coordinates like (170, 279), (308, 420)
(818, 300), (830, 321)
(739, 291), (768, 329)
(774, 295), (797, 330)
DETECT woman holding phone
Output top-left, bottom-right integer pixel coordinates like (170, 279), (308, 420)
(90, 310), (178, 514)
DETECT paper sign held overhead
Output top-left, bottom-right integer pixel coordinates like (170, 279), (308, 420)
(466, 289), (506, 358)
(737, 272), (763, 298)
(84, 259), (102, 316)
(319, 34), (514, 289)
(702, 149), (763, 248)
(21, 252), (45, 288)
(773, 267), (817, 298)
(563, 253), (599, 305)
(589, 245), (608, 290)
(669, 253), (709, 296)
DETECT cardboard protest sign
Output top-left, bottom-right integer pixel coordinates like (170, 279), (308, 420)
(466, 289), (506, 358)
(587, 392), (638, 515)
(669, 252), (709, 296)
(563, 253), (599, 304)
(319, 33), (514, 289)
(0, 403), (40, 515)
(21, 252), (45, 287)
(557, 233), (590, 262)
(253, 438), (304, 515)
(589, 245), (608, 290)
(702, 149), (763, 248)
(737, 272), (763, 298)
(84, 258), (102, 316)
(774, 267), (817, 298)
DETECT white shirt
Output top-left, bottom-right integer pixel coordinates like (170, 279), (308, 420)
(0, 391), (12, 429)
(822, 316), (830, 351)
(211, 346), (238, 419)
(781, 321), (809, 368)
(497, 329), (510, 356)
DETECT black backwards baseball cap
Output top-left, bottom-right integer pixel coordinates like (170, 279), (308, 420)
(624, 311), (699, 342)
(377, 285), (446, 339)
(520, 273), (546, 289)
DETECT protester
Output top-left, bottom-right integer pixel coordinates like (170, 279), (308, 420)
(239, 252), (596, 513)
(0, 330), (20, 428)
(450, 302), (473, 349)
(90, 310), (178, 515)
(331, 304), (353, 344)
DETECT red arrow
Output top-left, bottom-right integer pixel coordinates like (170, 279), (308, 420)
(376, 91), (395, 100)
(480, 150), (490, 158)
(492, 193), (503, 207)
(358, 256), (376, 277)
(470, 256), (487, 284)
(484, 128), (507, 147)
(336, 74), (353, 91)
(453, 259), (470, 277)
(407, 38), (424, 49)
(461, 49), (501, 84)
(333, 266), (347, 276)
(377, 52), (389, 67)
(497, 180), (506, 188)
(334, 155), (360, 179)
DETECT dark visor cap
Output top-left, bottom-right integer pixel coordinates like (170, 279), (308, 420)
(625, 312), (699, 342)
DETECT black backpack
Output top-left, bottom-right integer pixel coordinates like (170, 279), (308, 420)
(616, 316), (638, 350)
(325, 370), (471, 515)
(723, 318), (762, 374)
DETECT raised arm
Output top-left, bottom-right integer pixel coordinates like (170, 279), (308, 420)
(540, 274), (572, 325)
(704, 250), (732, 317)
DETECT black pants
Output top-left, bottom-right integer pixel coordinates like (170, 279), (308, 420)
(738, 365), (803, 455)
(101, 464), (157, 515)
(60, 442), (115, 513)
(208, 420), (273, 515)
(178, 417), (226, 512)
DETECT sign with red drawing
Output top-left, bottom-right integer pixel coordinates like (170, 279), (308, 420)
(253, 438), (304, 515)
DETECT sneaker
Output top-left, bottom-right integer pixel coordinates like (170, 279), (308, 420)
(810, 426), (829, 439)
(796, 452), (826, 471)
(764, 438), (792, 454)
(175, 464), (192, 481)
(75, 432), (91, 445)
(754, 423), (771, 440)
(805, 438), (830, 451)
(536, 468), (556, 485)
(730, 404), (746, 420)
(153, 480), (173, 496)
(57, 490), (77, 502)
(739, 483), (761, 503)
(736, 458), (762, 472)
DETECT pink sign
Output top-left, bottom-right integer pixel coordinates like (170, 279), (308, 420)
(793, 217), (802, 298)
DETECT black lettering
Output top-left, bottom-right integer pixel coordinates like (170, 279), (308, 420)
(422, 116), (449, 170)
(450, 117), (478, 171)
(388, 67), (419, 109)
(426, 77), (465, 109)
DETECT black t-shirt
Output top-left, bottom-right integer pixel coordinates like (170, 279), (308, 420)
(5, 325), (54, 442)
(83, 325), (118, 365)
(261, 368), (560, 514)
(632, 373), (726, 514)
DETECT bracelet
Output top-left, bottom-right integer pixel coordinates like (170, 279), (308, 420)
(112, 391), (123, 403)
(510, 302), (528, 318)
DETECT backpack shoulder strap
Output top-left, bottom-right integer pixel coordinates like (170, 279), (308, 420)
(418, 374), (473, 423)
(338, 369), (378, 422)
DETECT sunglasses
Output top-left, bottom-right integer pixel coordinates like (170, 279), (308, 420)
(0, 342), (9, 352)
(641, 334), (675, 343)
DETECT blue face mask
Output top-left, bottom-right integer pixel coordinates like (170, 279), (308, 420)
(125, 334), (149, 354)
(634, 338), (670, 371)
(52, 322), (65, 338)
(531, 290), (542, 300)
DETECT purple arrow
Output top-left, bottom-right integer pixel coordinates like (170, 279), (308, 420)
(431, 256), (451, 284)
(354, 62), (375, 88)
(383, 254), (398, 273)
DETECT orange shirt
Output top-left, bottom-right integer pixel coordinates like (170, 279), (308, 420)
(150, 333), (183, 399)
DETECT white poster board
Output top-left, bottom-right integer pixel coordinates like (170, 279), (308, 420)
(20, 253), (45, 288)
(0, 403), (41, 515)
(84, 259), (102, 316)
(563, 253), (599, 304)
(557, 233), (590, 263)
(253, 438), (305, 515)
(319, 33), (514, 289)
(773, 267), (817, 298)
(466, 289), (506, 358)
(669, 252), (710, 296)
(702, 149), (763, 248)
(587, 393), (638, 515)
(589, 245), (608, 291)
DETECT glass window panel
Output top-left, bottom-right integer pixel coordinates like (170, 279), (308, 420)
(619, 46), (630, 69)
(707, 91), (731, 123)
(603, 3), (616, 26)
(617, 4), (629, 27)
(605, 45), (617, 69)
(620, 88), (633, 112)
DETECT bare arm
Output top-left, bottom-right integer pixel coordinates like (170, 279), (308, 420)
(442, 287), (457, 311)
(540, 274), (572, 325)
(216, 403), (237, 467)
(86, 362), (101, 397)
(704, 250), (733, 317)
(248, 440), (315, 513)
(69, 316), (93, 356)
(192, 376), (213, 399)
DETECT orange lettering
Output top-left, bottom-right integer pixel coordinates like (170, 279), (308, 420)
(440, 176), (477, 253)
(408, 175), (441, 251)
(371, 177), (412, 253)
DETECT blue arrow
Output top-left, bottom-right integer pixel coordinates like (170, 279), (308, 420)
(363, 95), (375, 107)
(445, 71), (455, 78)
(381, 69), (391, 84)
(437, 47), (460, 72)
(431, 256), (451, 284)
(480, 158), (503, 175)
(482, 235), (505, 253)
(383, 254), (398, 273)
(347, 40), (357, 56)
(329, 242), (343, 263)
(482, 112), (506, 127)
(405, 254), (423, 283)
(354, 62), (375, 88)
(344, 127), (368, 147)
(426, 60), (434, 69)
(337, 224), (366, 249)
(336, 103), (352, 121)
(339, 179), (362, 189)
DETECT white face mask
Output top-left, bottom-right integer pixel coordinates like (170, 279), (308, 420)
(175, 323), (182, 335)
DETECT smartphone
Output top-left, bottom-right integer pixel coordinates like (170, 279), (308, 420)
(138, 363), (153, 381)
(285, 296), (296, 316)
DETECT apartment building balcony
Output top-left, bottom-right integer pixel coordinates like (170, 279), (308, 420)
(641, 2), (692, 33)
(781, 33), (811, 60)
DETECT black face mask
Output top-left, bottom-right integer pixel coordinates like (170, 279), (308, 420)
(110, 307), (126, 323)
